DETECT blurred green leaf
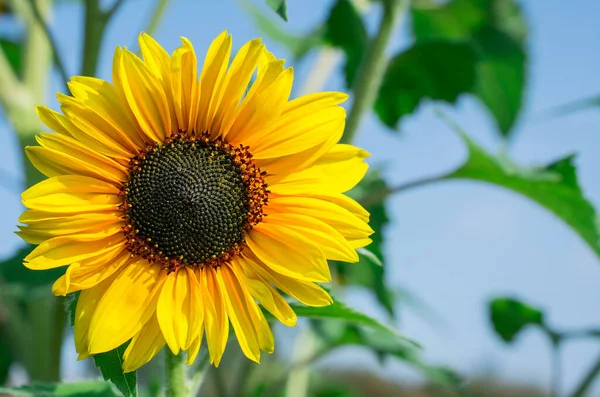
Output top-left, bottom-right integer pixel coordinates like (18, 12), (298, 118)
(315, 386), (359, 397)
(266, 0), (288, 21)
(93, 343), (137, 397)
(292, 300), (418, 347)
(342, 170), (395, 317)
(0, 247), (63, 295)
(0, 38), (23, 77)
(443, 118), (600, 257)
(321, 326), (461, 386)
(489, 297), (544, 343)
(412, 0), (528, 137)
(0, 381), (119, 396)
(0, 333), (12, 384)
(375, 41), (477, 129)
(243, 0), (322, 60)
(324, 0), (367, 88)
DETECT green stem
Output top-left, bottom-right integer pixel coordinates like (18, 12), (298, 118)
(341, 0), (408, 144)
(570, 353), (600, 397)
(165, 352), (189, 397)
(82, 0), (108, 76)
(359, 173), (449, 207)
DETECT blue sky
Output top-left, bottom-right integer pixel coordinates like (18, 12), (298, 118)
(1, 0), (600, 393)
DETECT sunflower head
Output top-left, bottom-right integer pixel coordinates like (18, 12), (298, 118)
(17, 31), (373, 372)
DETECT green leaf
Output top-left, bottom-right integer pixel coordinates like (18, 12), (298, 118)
(0, 332), (13, 384)
(243, 0), (322, 60)
(489, 297), (544, 343)
(292, 300), (418, 347)
(320, 326), (461, 386)
(0, 381), (119, 396)
(93, 343), (138, 397)
(324, 0), (367, 88)
(442, 117), (600, 257)
(411, 0), (528, 137)
(266, 0), (288, 21)
(375, 41), (477, 129)
(0, 38), (23, 77)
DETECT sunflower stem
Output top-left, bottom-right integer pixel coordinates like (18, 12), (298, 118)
(341, 0), (408, 144)
(166, 351), (189, 397)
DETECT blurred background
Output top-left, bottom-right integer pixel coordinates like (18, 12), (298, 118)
(1, 0), (600, 396)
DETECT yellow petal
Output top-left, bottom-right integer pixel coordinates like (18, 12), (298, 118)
(123, 314), (166, 373)
(186, 327), (204, 365)
(310, 193), (370, 223)
(262, 213), (358, 262)
(196, 31), (232, 135)
(170, 37), (199, 132)
(52, 249), (131, 296)
(58, 93), (134, 160)
(139, 33), (178, 134)
(68, 77), (144, 150)
(254, 125), (341, 176)
(116, 48), (171, 143)
(208, 38), (264, 138)
(248, 105), (345, 159)
(243, 251), (333, 307)
(88, 259), (166, 354)
(245, 228), (330, 282)
(24, 231), (124, 270)
(231, 258), (296, 327)
(268, 144), (369, 195)
(225, 61), (292, 143)
(74, 276), (115, 360)
(267, 196), (373, 240)
(27, 137), (128, 185)
(35, 106), (76, 137)
(157, 267), (203, 354)
(215, 266), (261, 362)
(198, 267), (228, 366)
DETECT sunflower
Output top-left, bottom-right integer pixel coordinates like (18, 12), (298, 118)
(17, 31), (373, 372)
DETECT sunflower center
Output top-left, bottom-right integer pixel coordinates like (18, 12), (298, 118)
(121, 133), (268, 271)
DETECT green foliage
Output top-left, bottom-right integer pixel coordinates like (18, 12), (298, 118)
(93, 343), (137, 397)
(292, 300), (417, 347)
(266, 0), (288, 21)
(324, 0), (367, 88)
(443, 120), (600, 258)
(0, 381), (119, 396)
(411, 0), (528, 137)
(0, 247), (63, 294)
(375, 41), (477, 129)
(0, 38), (23, 77)
(489, 297), (544, 343)
(321, 325), (461, 386)
(0, 334), (12, 384)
